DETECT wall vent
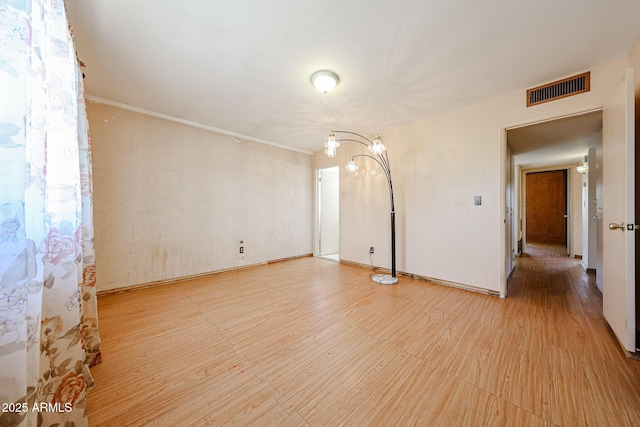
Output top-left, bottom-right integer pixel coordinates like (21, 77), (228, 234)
(526, 72), (590, 107)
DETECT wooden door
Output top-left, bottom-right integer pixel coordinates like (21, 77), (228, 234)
(526, 170), (567, 244)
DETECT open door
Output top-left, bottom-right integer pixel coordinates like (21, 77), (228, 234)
(317, 167), (340, 257)
(602, 68), (636, 353)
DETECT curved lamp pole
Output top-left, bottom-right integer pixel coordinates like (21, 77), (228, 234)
(324, 131), (398, 285)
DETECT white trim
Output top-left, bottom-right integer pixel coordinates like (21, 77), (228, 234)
(85, 95), (313, 155)
(500, 126), (508, 298)
(504, 108), (603, 131)
(520, 163), (581, 174)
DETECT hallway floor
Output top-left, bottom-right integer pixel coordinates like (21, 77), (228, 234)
(508, 242), (601, 314)
(507, 242), (640, 425)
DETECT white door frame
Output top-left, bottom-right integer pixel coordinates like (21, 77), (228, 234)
(502, 109), (603, 297)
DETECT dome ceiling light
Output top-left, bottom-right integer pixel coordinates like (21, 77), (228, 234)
(310, 70), (340, 93)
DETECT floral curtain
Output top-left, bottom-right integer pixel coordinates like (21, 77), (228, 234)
(0, 1), (101, 426)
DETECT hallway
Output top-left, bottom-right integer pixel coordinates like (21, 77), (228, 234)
(507, 242), (640, 425)
(508, 242), (601, 314)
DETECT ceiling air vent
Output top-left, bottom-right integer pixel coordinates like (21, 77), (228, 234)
(526, 72), (590, 107)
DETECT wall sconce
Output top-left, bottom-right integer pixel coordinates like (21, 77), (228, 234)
(576, 155), (588, 174)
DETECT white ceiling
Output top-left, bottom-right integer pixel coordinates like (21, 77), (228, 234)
(65, 0), (640, 154)
(508, 111), (602, 170)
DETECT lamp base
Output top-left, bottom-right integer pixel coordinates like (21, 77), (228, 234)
(371, 274), (399, 285)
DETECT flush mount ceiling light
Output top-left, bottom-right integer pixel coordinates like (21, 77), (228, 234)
(311, 70), (339, 93)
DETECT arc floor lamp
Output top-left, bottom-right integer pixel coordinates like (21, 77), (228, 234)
(324, 131), (398, 285)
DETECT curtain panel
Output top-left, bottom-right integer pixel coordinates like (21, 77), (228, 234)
(0, 1), (101, 426)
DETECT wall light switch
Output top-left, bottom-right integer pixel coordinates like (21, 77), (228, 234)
(474, 196), (482, 206)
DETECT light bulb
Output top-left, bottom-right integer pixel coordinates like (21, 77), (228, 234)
(369, 135), (386, 155)
(325, 146), (336, 157)
(324, 132), (340, 157)
(345, 159), (359, 172)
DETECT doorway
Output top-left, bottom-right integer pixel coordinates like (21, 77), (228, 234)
(506, 110), (602, 296)
(317, 167), (339, 260)
(506, 73), (636, 353)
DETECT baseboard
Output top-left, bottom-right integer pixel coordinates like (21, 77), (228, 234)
(97, 253), (313, 297)
(606, 322), (640, 362)
(268, 253), (313, 264)
(628, 351), (640, 362)
(339, 259), (500, 297)
(403, 272), (501, 297)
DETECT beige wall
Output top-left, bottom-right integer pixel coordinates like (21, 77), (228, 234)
(89, 102), (312, 291)
(318, 58), (628, 295)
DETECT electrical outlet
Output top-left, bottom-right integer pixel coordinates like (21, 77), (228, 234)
(239, 246), (244, 254)
(369, 247), (374, 254)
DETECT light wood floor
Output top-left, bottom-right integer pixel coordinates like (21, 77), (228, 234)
(88, 244), (640, 426)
